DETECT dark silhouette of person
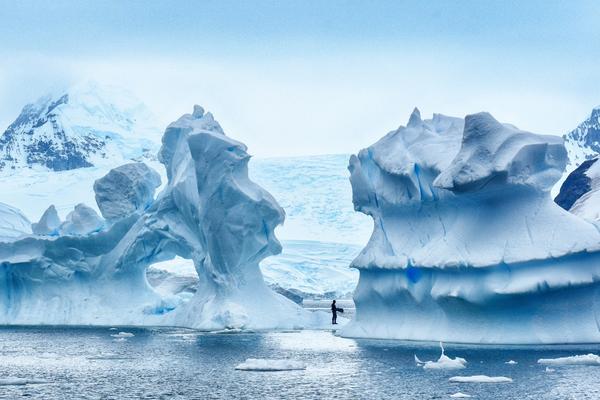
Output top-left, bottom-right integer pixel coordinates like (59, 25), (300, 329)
(331, 300), (341, 325)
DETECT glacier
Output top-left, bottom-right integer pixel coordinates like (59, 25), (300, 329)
(342, 108), (600, 344)
(0, 105), (326, 329)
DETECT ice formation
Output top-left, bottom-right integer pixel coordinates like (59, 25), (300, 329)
(449, 376), (512, 383)
(343, 109), (600, 344)
(94, 162), (161, 221)
(415, 343), (467, 370)
(0, 202), (31, 240)
(235, 358), (307, 371)
(538, 354), (600, 366)
(58, 203), (105, 235)
(0, 106), (325, 329)
(31, 205), (61, 235)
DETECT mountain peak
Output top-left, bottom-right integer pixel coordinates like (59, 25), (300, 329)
(0, 82), (162, 172)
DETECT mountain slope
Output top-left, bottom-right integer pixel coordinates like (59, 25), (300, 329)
(0, 82), (162, 171)
(563, 106), (600, 174)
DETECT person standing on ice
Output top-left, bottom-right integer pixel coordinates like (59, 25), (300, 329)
(331, 300), (343, 325)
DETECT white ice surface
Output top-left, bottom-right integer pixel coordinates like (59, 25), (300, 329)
(450, 393), (472, 398)
(235, 358), (307, 371)
(449, 375), (512, 383)
(538, 354), (600, 366)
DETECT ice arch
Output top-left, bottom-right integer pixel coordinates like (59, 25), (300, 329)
(0, 106), (324, 329)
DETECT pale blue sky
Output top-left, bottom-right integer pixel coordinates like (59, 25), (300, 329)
(1, 1), (599, 156)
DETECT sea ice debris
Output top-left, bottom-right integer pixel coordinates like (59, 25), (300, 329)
(235, 358), (307, 371)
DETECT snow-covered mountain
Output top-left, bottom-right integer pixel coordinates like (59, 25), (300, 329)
(563, 106), (600, 175)
(0, 82), (162, 171)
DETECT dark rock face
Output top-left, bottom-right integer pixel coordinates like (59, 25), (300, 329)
(555, 158), (598, 210)
(0, 94), (106, 171)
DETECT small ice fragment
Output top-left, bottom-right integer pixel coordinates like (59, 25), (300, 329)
(450, 393), (472, 398)
(109, 328), (117, 331)
(416, 342), (467, 370)
(235, 358), (306, 371)
(113, 337), (128, 342)
(111, 332), (134, 338)
(545, 367), (555, 373)
(505, 360), (518, 365)
(0, 378), (49, 386)
(449, 375), (512, 383)
(538, 354), (600, 366)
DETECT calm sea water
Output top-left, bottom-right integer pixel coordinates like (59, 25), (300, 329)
(1, 326), (599, 399)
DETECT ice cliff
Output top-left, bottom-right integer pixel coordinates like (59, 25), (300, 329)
(0, 106), (323, 329)
(343, 109), (600, 344)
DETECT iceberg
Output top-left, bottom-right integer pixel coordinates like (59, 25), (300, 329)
(449, 376), (512, 383)
(31, 205), (61, 235)
(0, 202), (31, 240)
(415, 343), (467, 370)
(538, 354), (600, 366)
(0, 106), (325, 329)
(342, 109), (600, 344)
(234, 358), (307, 371)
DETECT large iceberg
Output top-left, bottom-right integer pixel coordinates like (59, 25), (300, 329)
(342, 109), (600, 344)
(0, 106), (323, 329)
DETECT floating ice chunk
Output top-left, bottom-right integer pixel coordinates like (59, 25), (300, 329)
(505, 360), (518, 365)
(450, 393), (472, 398)
(59, 203), (104, 235)
(545, 367), (555, 373)
(113, 338), (128, 342)
(110, 332), (135, 338)
(538, 354), (600, 366)
(32, 205), (61, 235)
(415, 343), (467, 370)
(94, 162), (161, 221)
(0, 378), (49, 386)
(235, 358), (307, 371)
(449, 375), (512, 383)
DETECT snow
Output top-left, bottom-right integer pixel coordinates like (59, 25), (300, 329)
(538, 354), (600, 366)
(0, 81), (163, 172)
(342, 109), (600, 344)
(94, 162), (161, 221)
(568, 158), (600, 222)
(0, 105), (329, 330)
(415, 343), (467, 370)
(250, 154), (371, 245)
(449, 375), (512, 383)
(0, 202), (31, 241)
(235, 358), (307, 371)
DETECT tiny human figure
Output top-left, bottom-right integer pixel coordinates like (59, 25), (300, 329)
(331, 300), (343, 325)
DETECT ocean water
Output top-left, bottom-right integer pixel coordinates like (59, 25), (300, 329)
(1, 327), (599, 399)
